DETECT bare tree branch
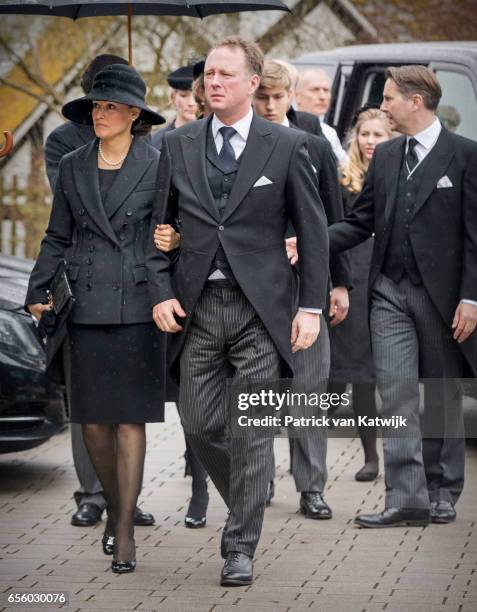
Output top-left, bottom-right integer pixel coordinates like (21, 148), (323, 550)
(0, 77), (60, 116)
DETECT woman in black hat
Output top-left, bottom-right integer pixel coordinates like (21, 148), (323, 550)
(25, 64), (166, 574)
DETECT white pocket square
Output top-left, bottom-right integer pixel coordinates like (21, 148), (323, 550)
(253, 176), (273, 187)
(437, 175), (453, 188)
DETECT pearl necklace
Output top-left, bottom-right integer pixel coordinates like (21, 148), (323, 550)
(98, 137), (133, 166)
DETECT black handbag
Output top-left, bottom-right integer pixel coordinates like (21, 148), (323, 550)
(38, 262), (75, 337)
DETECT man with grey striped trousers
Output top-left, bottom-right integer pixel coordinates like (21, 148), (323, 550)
(148, 37), (329, 586)
(329, 66), (477, 527)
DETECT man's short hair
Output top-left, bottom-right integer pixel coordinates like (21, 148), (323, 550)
(386, 65), (442, 111)
(80, 54), (128, 94)
(259, 60), (292, 92)
(208, 36), (264, 77)
(296, 68), (331, 92)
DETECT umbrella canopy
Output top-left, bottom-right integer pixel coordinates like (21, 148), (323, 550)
(0, 0), (289, 18)
(0, 0), (289, 64)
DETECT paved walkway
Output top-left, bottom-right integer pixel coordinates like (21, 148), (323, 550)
(1, 405), (476, 612)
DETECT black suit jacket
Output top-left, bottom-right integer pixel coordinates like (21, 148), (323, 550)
(329, 126), (477, 375)
(289, 122), (351, 289)
(287, 107), (323, 138)
(151, 120), (176, 152)
(26, 137), (161, 325)
(44, 122), (95, 191)
(147, 113), (329, 377)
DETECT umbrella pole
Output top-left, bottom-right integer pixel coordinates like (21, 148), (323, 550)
(128, 3), (133, 65)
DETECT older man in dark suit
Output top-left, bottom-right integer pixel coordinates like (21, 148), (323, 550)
(147, 37), (329, 586)
(329, 65), (477, 527)
(44, 54), (155, 530)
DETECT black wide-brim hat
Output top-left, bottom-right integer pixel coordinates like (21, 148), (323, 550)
(62, 64), (165, 126)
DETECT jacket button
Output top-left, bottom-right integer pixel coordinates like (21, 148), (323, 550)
(113, 283), (120, 291)
(122, 223), (129, 229)
(223, 194), (229, 199)
(126, 209), (133, 216)
(86, 283), (92, 290)
(86, 270), (92, 278)
(82, 221), (88, 229)
(79, 208), (85, 216)
(218, 225), (224, 231)
(86, 257), (93, 265)
(119, 233), (126, 241)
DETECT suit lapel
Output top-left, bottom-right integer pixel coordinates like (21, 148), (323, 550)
(384, 136), (406, 224)
(221, 114), (277, 224)
(180, 117), (221, 222)
(412, 127), (454, 218)
(75, 140), (119, 246)
(102, 137), (153, 219)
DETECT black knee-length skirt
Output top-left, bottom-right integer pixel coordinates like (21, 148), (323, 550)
(67, 323), (165, 424)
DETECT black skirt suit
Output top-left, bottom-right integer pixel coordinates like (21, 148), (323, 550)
(25, 137), (165, 423)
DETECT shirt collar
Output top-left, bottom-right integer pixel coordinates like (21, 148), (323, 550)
(408, 117), (441, 151)
(280, 116), (290, 128)
(212, 107), (254, 141)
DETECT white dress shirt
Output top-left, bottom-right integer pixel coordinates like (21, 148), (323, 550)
(407, 117), (476, 308)
(320, 121), (349, 165)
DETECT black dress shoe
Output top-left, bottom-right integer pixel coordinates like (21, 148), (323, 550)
(354, 507), (431, 528)
(355, 460), (379, 482)
(300, 492), (332, 519)
(111, 560), (136, 574)
(220, 552), (253, 586)
(133, 506), (155, 526)
(265, 480), (275, 507)
(102, 534), (115, 555)
(185, 516), (206, 528)
(71, 503), (103, 527)
(430, 501), (456, 524)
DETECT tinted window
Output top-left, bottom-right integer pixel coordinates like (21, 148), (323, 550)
(435, 70), (477, 141)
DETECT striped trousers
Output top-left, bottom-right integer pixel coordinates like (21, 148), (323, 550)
(371, 274), (465, 508)
(179, 284), (281, 557)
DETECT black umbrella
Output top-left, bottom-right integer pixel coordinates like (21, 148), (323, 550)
(0, 0), (290, 64)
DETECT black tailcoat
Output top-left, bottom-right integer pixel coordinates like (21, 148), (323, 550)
(45, 122), (95, 191)
(329, 126), (477, 375)
(147, 113), (329, 378)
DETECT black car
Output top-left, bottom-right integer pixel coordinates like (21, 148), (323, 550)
(294, 41), (477, 144)
(0, 254), (66, 453)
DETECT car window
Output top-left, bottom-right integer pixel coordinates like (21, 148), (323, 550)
(434, 70), (477, 141)
(361, 71), (386, 107)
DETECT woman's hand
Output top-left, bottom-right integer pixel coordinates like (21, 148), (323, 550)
(27, 302), (53, 321)
(154, 224), (180, 252)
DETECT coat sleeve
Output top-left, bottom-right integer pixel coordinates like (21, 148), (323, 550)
(146, 133), (179, 306)
(285, 134), (329, 310)
(328, 151), (376, 254)
(25, 157), (74, 308)
(460, 147), (477, 302)
(312, 136), (352, 289)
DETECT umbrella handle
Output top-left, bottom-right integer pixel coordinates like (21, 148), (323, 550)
(0, 131), (13, 158)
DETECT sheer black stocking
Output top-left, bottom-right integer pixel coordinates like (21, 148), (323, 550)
(82, 423), (146, 561)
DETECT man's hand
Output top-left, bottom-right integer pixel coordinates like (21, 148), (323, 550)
(285, 236), (298, 265)
(329, 286), (349, 327)
(452, 302), (477, 343)
(291, 311), (320, 353)
(154, 224), (180, 252)
(27, 302), (52, 321)
(153, 299), (186, 333)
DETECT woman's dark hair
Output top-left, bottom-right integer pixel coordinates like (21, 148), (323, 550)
(131, 115), (152, 136)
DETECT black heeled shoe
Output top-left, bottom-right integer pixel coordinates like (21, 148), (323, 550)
(185, 489), (209, 529)
(102, 534), (115, 555)
(112, 559), (136, 574)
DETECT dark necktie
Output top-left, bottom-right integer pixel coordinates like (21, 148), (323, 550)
(218, 126), (237, 172)
(405, 137), (419, 174)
